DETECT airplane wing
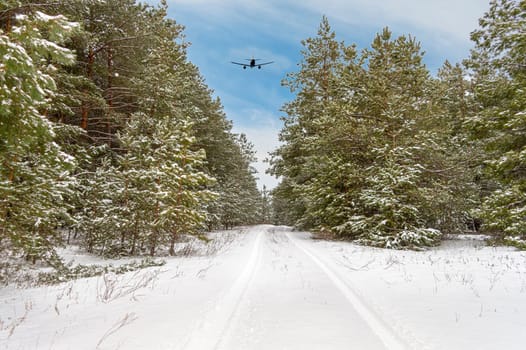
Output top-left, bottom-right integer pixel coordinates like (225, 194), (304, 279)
(231, 61), (248, 67)
(258, 61), (274, 66)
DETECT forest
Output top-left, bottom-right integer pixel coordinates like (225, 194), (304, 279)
(0, 0), (270, 269)
(1, 0), (525, 278)
(269, 1), (525, 250)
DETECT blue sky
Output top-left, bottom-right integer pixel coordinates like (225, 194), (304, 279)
(146, 0), (489, 190)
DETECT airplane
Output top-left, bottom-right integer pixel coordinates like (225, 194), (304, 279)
(231, 58), (274, 69)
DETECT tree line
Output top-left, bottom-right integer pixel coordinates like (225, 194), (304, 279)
(0, 0), (269, 264)
(270, 0), (525, 249)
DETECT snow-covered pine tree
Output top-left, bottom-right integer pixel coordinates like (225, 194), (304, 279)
(270, 16), (345, 229)
(117, 113), (216, 256)
(117, 12), (215, 256)
(259, 185), (272, 224)
(0, 7), (78, 262)
(465, 0), (526, 248)
(73, 152), (123, 254)
(428, 61), (481, 234)
(207, 133), (261, 229)
(339, 28), (443, 248)
(45, 0), (152, 142)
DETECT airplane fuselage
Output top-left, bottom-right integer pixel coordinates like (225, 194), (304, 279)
(243, 59), (258, 69)
(232, 58), (273, 69)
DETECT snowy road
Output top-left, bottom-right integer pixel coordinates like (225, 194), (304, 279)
(2, 225), (526, 349)
(181, 226), (404, 350)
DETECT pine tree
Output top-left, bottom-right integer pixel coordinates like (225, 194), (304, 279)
(259, 185), (272, 224)
(465, 0), (526, 247)
(0, 6), (78, 262)
(430, 61), (481, 233)
(117, 114), (216, 256)
(345, 29), (439, 247)
(270, 16), (345, 229)
(46, 0), (155, 143)
(210, 133), (261, 229)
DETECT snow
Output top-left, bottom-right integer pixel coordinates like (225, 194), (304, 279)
(1, 225), (525, 349)
(34, 11), (63, 23)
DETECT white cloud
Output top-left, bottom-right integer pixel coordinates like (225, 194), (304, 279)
(165, 0), (488, 39)
(295, 0), (487, 41)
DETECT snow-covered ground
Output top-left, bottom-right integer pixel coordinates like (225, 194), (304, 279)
(1, 225), (525, 349)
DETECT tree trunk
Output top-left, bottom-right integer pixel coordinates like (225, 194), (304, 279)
(106, 46), (114, 137)
(169, 237), (175, 256)
(80, 47), (94, 130)
(169, 231), (178, 256)
(149, 232), (157, 256)
(149, 175), (161, 256)
(130, 218), (138, 255)
(1, 156), (16, 240)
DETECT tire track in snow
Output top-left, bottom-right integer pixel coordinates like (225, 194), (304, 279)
(286, 232), (410, 350)
(179, 229), (264, 350)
